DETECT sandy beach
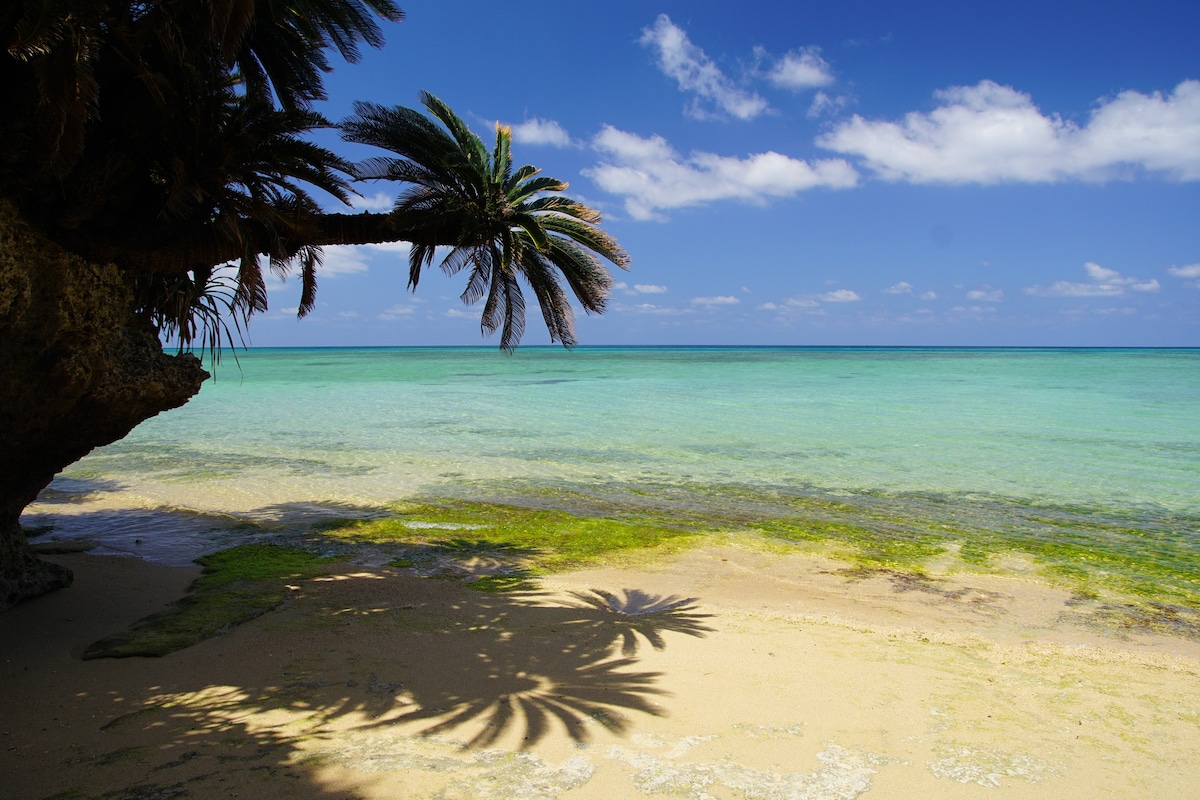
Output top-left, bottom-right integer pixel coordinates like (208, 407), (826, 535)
(2, 546), (1199, 800)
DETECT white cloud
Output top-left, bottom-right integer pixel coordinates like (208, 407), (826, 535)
(759, 296), (825, 317)
(1167, 263), (1200, 278)
(1032, 283), (1126, 298)
(585, 126), (857, 220)
(807, 91), (851, 119)
(364, 240), (413, 255)
(966, 286), (1004, 302)
(818, 289), (861, 302)
(1084, 262), (1120, 281)
(640, 14), (768, 120)
(691, 295), (741, 306)
(883, 281), (914, 295)
(309, 240), (414, 280)
(767, 48), (834, 90)
(378, 304), (416, 320)
(920, 291), (938, 300)
(819, 79), (1200, 183)
(509, 118), (572, 147)
(445, 308), (481, 319)
(1025, 262), (1161, 297)
(624, 302), (689, 316)
(615, 281), (670, 296)
(348, 191), (394, 212)
(320, 246), (372, 277)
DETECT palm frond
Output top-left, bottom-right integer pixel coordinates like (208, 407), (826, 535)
(519, 251), (576, 346)
(297, 245), (323, 316)
(339, 92), (628, 350)
(133, 267), (249, 368)
(417, 91), (489, 176)
(507, 175), (569, 205)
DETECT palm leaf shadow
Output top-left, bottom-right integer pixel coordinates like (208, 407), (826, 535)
(568, 589), (714, 656)
(358, 587), (713, 748)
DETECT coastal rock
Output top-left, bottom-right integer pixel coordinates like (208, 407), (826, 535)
(0, 199), (209, 609)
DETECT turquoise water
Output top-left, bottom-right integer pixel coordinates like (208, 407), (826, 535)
(31, 347), (1200, 604)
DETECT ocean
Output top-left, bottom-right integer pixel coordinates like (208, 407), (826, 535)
(26, 347), (1200, 607)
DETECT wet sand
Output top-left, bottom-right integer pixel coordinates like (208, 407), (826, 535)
(2, 547), (1198, 799)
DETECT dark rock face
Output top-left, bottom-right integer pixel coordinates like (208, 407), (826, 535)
(0, 200), (209, 609)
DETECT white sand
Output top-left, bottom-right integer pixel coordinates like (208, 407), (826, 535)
(2, 547), (1198, 799)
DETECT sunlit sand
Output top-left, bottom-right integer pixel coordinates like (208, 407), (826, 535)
(3, 547), (1196, 799)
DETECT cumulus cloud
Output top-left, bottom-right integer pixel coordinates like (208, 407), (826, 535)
(759, 297), (825, 317)
(807, 91), (851, 119)
(509, 118), (573, 147)
(348, 191), (395, 212)
(1167, 263), (1200, 278)
(762, 290), (861, 311)
(624, 302), (689, 316)
(378, 304), (416, 321)
(819, 79), (1200, 183)
(767, 48), (834, 90)
(692, 295), (741, 306)
(364, 241), (413, 255)
(312, 240), (415, 279)
(1025, 262), (1161, 297)
(966, 286), (1004, 302)
(818, 289), (861, 302)
(319, 246), (372, 277)
(614, 282), (670, 295)
(691, 293), (734, 307)
(584, 126), (857, 220)
(881, 281), (937, 300)
(640, 14), (768, 120)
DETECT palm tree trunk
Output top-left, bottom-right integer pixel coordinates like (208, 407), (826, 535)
(0, 200), (208, 609)
(62, 211), (453, 276)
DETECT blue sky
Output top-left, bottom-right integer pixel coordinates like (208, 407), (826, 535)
(249, 0), (1199, 347)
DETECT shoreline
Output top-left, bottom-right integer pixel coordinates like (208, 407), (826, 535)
(3, 548), (1198, 799)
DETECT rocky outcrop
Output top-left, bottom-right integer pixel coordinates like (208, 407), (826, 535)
(0, 200), (209, 609)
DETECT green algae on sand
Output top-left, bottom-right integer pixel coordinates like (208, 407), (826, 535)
(82, 492), (1200, 658)
(83, 544), (343, 658)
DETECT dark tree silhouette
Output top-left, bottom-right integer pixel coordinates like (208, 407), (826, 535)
(0, 2), (627, 607)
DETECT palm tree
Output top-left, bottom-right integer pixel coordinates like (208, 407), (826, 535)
(1, 3), (632, 606)
(342, 93), (629, 349)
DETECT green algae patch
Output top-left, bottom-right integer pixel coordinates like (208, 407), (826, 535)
(433, 484), (1200, 636)
(83, 545), (343, 659)
(464, 574), (537, 593)
(318, 500), (706, 582)
(756, 518), (948, 568)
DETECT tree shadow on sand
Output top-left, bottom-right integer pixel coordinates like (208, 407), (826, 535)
(376, 586), (714, 748)
(4, 564), (713, 799)
(223, 576), (715, 750)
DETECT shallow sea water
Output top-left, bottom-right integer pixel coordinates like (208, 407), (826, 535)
(26, 347), (1200, 604)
